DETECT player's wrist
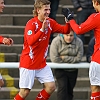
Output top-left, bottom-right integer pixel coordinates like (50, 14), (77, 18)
(40, 28), (44, 32)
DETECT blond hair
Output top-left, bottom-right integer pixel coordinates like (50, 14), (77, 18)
(93, 0), (100, 4)
(33, 0), (51, 17)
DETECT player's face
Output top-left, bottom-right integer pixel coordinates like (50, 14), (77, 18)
(64, 31), (74, 43)
(37, 4), (50, 21)
(0, 0), (5, 13)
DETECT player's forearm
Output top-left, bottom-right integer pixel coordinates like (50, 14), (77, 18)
(0, 36), (4, 44)
(27, 30), (44, 46)
(52, 22), (70, 34)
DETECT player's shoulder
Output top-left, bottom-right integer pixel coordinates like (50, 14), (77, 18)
(26, 17), (38, 26)
(48, 18), (56, 23)
(92, 12), (100, 18)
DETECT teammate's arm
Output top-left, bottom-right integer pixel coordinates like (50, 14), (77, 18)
(0, 36), (13, 45)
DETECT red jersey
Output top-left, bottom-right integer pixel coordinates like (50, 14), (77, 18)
(69, 12), (100, 63)
(0, 36), (3, 44)
(19, 17), (70, 69)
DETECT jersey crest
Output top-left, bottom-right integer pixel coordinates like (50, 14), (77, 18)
(27, 30), (32, 35)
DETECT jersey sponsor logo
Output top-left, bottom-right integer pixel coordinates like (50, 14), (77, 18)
(27, 30), (32, 35)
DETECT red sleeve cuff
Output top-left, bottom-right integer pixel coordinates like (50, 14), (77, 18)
(0, 36), (4, 44)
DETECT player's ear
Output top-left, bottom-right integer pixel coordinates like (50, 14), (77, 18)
(37, 8), (40, 14)
(95, 1), (99, 5)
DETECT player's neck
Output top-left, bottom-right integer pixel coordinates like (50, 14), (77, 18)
(38, 16), (44, 22)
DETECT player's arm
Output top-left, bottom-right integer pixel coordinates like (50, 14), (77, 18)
(25, 23), (45, 46)
(25, 26), (44, 46)
(26, 17), (49, 46)
(62, 8), (98, 35)
(3, 38), (13, 45)
(0, 36), (13, 45)
(0, 36), (4, 44)
(69, 15), (97, 35)
(51, 19), (70, 34)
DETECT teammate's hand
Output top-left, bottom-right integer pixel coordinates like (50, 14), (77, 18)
(3, 38), (13, 46)
(62, 8), (74, 21)
(9, 38), (13, 45)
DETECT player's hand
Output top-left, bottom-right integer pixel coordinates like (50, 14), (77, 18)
(3, 38), (13, 46)
(41, 17), (49, 31)
(62, 8), (74, 21)
(9, 38), (13, 45)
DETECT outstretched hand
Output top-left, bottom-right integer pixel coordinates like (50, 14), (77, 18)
(62, 8), (74, 21)
(3, 38), (13, 46)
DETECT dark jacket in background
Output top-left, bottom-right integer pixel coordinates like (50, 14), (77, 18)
(71, 0), (94, 9)
(86, 37), (95, 63)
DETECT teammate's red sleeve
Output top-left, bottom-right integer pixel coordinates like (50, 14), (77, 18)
(69, 14), (98, 35)
(0, 36), (4, 44)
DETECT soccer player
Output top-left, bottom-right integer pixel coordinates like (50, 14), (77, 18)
(0, 0), (13, 88)
(14, 0), (70, 100)
(62, 0), (100, 100)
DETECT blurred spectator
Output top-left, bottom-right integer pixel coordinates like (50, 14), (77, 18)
(71, 0), (95, 44)
(49, 0), (60, 20)
(49, 0), (60, 44)
(86, 37), (95, 63)
(50, 28), (83, 100)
